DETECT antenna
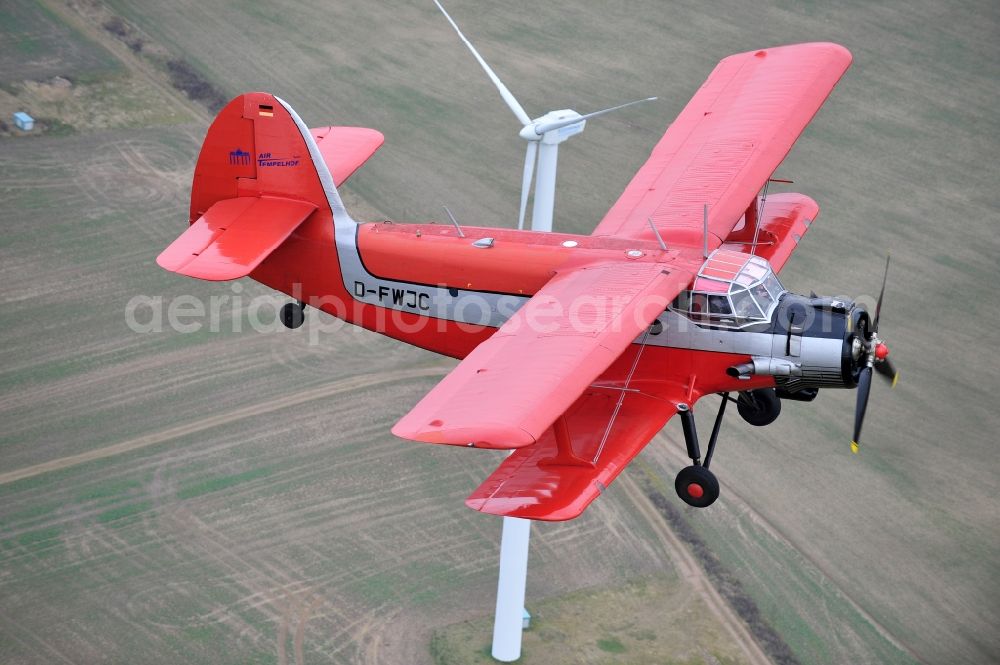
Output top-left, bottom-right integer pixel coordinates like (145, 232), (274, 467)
(648, 218), (667, 251)
(442, 205), (465, 238)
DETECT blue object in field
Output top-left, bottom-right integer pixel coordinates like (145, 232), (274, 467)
(13, 112), (34, 131)
(522, 608), (531, 630)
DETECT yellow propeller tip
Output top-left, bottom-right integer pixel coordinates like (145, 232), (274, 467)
(892, 372), (899, 389)
(850, 441), (859, 454)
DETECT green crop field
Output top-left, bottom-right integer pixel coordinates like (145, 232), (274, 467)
(0, 0), (119, 82)
(1, 0), (998, 663)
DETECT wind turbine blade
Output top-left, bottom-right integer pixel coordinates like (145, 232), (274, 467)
(433, 0), (532, 126)
(518, 141), (537, 230)
(532, 97), (658, 134)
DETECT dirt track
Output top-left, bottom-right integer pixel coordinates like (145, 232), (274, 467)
(617, 473), (773, 665)
(0, 366), (448, 487)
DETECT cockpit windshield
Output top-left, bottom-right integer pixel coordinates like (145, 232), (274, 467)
(670, 249), (785, 328)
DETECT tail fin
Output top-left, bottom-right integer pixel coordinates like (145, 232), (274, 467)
(157, 92), (382, 281)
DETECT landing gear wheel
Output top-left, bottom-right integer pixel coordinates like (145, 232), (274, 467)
(280, 302), (305, 329)
(737, 388), (781, 426)
(675, 465), (719, 508)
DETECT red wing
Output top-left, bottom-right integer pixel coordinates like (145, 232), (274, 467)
(722, 193), (819, 274)
(593, 43), (851, 249)
(157, 196), (316, 281)
(391, 260), (695, 448)
(465, 382), (682, 521)
(309, 127), (384, 185)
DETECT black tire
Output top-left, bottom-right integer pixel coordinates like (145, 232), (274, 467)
(280, 302), (305, 329)
(674, 465), (719, 508)
(736, 388), (781, 426)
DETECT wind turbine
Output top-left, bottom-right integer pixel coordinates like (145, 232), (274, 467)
(433, 3), (656, 661)
(434, 0), (656, 232)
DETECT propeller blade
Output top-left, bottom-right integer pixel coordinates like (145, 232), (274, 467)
(851, 366), (873, 453)
(433, 0), (532, 126)
(517, 141), (537, 230)
(875, 358), (899, 387)
(873, 254), (890, 332)
(531, 97), (658, 135)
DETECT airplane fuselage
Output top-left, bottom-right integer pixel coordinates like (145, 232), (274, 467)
(250, 214), (868, 409)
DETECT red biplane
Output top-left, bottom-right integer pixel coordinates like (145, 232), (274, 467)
(158, 41), (897, 521)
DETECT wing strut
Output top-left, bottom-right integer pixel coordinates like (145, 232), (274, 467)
(751, 179), (770, 256)
(593, 326), (653, 464)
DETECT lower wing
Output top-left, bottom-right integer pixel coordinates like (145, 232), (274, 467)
(722, 192), (819, 274)
(392, 260), (693, 448)
(465, 381), (683, 521)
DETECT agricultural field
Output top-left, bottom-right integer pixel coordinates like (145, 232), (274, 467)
(0, 125), (704, 665)
(0, 0), (119, 83)
(1, 0), (998, 664)
(0, 0), (194, 136)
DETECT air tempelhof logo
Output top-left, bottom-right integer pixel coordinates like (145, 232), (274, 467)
(257, 152), (300, 167)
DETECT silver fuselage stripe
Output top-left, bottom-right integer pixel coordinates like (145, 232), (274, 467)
(276, 96), (529, 326)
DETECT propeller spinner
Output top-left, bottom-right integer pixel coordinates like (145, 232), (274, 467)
(850, 255), (899, 453)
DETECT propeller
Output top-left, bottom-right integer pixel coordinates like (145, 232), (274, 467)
(850, 255), (899, 453)
(434, 0), (656, 232)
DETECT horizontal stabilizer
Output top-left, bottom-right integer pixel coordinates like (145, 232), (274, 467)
(309, 127), (384, 185)
(157, 196), (316, 281)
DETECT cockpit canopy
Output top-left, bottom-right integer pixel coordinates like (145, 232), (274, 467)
(671, 249), (786, 327)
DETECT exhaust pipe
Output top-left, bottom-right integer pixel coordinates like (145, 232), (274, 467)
(727, 363), (754, 379)
(727, 357), (802, 379)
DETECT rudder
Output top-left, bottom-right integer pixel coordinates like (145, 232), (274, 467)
(188, 92), (334, 222)
(159, 92), (369, 281)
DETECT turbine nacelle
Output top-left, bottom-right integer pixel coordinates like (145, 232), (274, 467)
(434, 0), (654, 232)
(519, 110), (586, 143)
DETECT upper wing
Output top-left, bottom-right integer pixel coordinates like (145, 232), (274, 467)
(309, 127), (384, 186)
(592, 43), (851, 249)
(465, 382), (682, 521)
(391, 260), (694, 448)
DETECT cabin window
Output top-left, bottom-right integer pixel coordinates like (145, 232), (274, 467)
(764, 274), (783, 299)
(671, 291), (690, 311)
(667, 250), (786, 329)
(731, 289), (763, 318)
(691, 293), (708, 317)
(751, 282), (774, 310)
(708, 295), (731, 315)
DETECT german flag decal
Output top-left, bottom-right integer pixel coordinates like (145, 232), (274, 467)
(258, 104), (274, 117)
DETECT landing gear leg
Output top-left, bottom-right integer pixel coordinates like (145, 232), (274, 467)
(702, 392), (729, 469)
(674, 395), (730, 508)
(280, 301), (306, 329)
